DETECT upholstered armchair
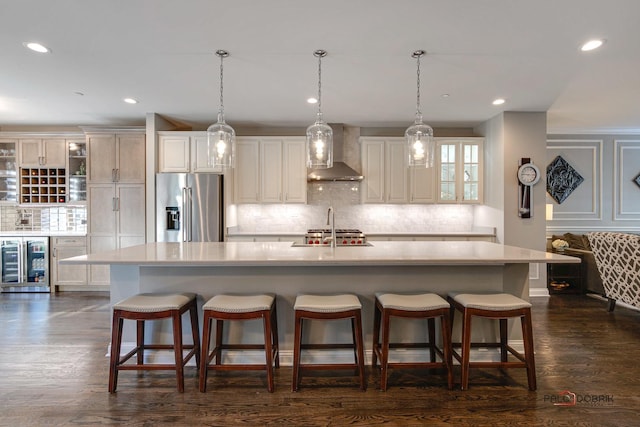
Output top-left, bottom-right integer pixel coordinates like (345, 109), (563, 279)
(587, 232), (640, 311)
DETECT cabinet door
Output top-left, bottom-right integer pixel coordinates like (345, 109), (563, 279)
(52, 245), (87, 286)
(116, 184), (146, 246)
(116, 134), (145, 183)
(158, 135), (190, 172)
(438, 142), (458, 202)
(436, 139), (483, 204)
(88, 235), (115, 286)
(460, 141), (483, 203)
(234, 139), (260, 203)
(386, 140), (409, 203)
(42, 139), (67, 167)
(192, 135), (223, 173)
(361, 140), (385, 203)
(260, 140), (283, 203)
(19, 139), (42, 167)
(88, 135), (117, 183)
(88, 184), (116, 235)
(283, 140), (307, 203)
(410, 165), (435, 203)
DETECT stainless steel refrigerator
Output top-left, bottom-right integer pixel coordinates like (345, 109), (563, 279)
(156, 173), (224, 242)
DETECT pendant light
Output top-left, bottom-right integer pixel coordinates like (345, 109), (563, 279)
(405, 50), (434, 168)
(306, 50), (333, 169)
(207, 50), (236, 169)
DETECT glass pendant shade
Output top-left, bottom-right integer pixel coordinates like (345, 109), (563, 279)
(405, 50), (434, 168)
(207, 49), (235, 169)
(405, 114), (434, 168)
(306, 49), (333, 169)
(207, 112), (235, 169)
(306, 115), (333, 169)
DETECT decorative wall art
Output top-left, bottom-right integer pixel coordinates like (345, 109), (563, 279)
(635, 173), (640, 189)
(546, 155), (584, 204)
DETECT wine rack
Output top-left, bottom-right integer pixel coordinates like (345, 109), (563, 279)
(20, 168), (67, 204)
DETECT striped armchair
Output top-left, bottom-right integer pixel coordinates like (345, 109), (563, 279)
(587, 232), (640, 311)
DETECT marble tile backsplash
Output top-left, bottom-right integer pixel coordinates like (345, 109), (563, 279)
(235, 182), (475, 233)
(0, 205), (87, 233)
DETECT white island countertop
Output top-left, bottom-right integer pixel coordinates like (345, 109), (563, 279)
(63, 241), (578, 267)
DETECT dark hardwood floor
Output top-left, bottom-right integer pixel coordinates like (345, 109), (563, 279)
(0, 292), (639, 426)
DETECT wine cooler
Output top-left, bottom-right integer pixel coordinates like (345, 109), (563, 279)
(1, 237), (49, 292)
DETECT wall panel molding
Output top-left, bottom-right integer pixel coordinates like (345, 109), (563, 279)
(546, 140), (602, 221)
(614, 140), (640, 220)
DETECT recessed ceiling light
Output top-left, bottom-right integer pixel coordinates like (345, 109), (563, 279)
(307, 97), (318, 104)
(581, 39), (604, 52)
(492, 98), (506, 106)
(441, 94), (450, 98)
(123, 98), (138, 104)
(73, 91), (85, 96)
(23, 42), (51, 53)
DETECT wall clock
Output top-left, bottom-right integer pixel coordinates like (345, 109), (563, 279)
(518, 158), (540, 218)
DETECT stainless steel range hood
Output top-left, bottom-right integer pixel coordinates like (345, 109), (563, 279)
(307, 124), (364, 182)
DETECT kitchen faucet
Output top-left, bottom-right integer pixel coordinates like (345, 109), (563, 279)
(325, 206), (336, 248)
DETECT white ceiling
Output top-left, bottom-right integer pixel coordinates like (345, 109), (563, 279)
(2, 0), (639, 133)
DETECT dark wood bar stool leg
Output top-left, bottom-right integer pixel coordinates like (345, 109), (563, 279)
(372, 293), (453, 391)
(199, 294), (279, 393)
(108, 292), (200, 393)
(292, 294), (366, 392)
(448, 292), (536, 391)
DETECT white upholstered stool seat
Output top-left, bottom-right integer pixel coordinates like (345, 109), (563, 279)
(113, 292), (197, 312)
(447, 292), (536, 391)
(372, 293), (453, 391)
(199, 294), (279, 393)
(292, 293), (366, 391)
(203, 294), (275, 313)
(294, 293), (362, 313)
(108, 292), (200, 393)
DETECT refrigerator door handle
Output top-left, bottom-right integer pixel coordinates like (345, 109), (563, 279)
(181, 187), (188, 242)
(187, 187), (193, 241)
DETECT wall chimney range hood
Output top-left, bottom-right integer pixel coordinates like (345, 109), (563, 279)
(307, 124), (363, 182)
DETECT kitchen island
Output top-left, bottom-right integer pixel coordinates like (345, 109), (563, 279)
(64, 241), (578, 364)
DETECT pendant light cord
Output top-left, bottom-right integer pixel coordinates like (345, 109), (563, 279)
(219, 53), (225, 119)
(317, 52), (322, 118)
(215, 50), (229, 120)
(415, 52), (422, 118)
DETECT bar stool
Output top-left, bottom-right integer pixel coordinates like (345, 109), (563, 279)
(292, 293), (366, 391)
(447, 292), (536, 391)
(108, 292), (200, 393)
(199, 294), (279, 392)
(372, 292), (453, 391)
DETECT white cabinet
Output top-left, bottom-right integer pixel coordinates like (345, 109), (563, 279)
(87, 133), (145, 184)
(86, 131), (146, 287)
(361, 137), (435, 204)
(157, 132), (222, 173)
(436, 138), (483, 204)
(234, 137), (306, 204)
(88, 183), (146, 286)
(19, 138), (67, 167)
(50, 236), (87, 289)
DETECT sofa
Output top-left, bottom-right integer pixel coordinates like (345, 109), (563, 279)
(549, 233), (605, 295)
(587, 232), (640, 311)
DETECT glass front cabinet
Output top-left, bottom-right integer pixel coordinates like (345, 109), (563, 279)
(68, 141), (87, 203)
(0, 140), (18, 203)
(437, 138), (483, 204)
